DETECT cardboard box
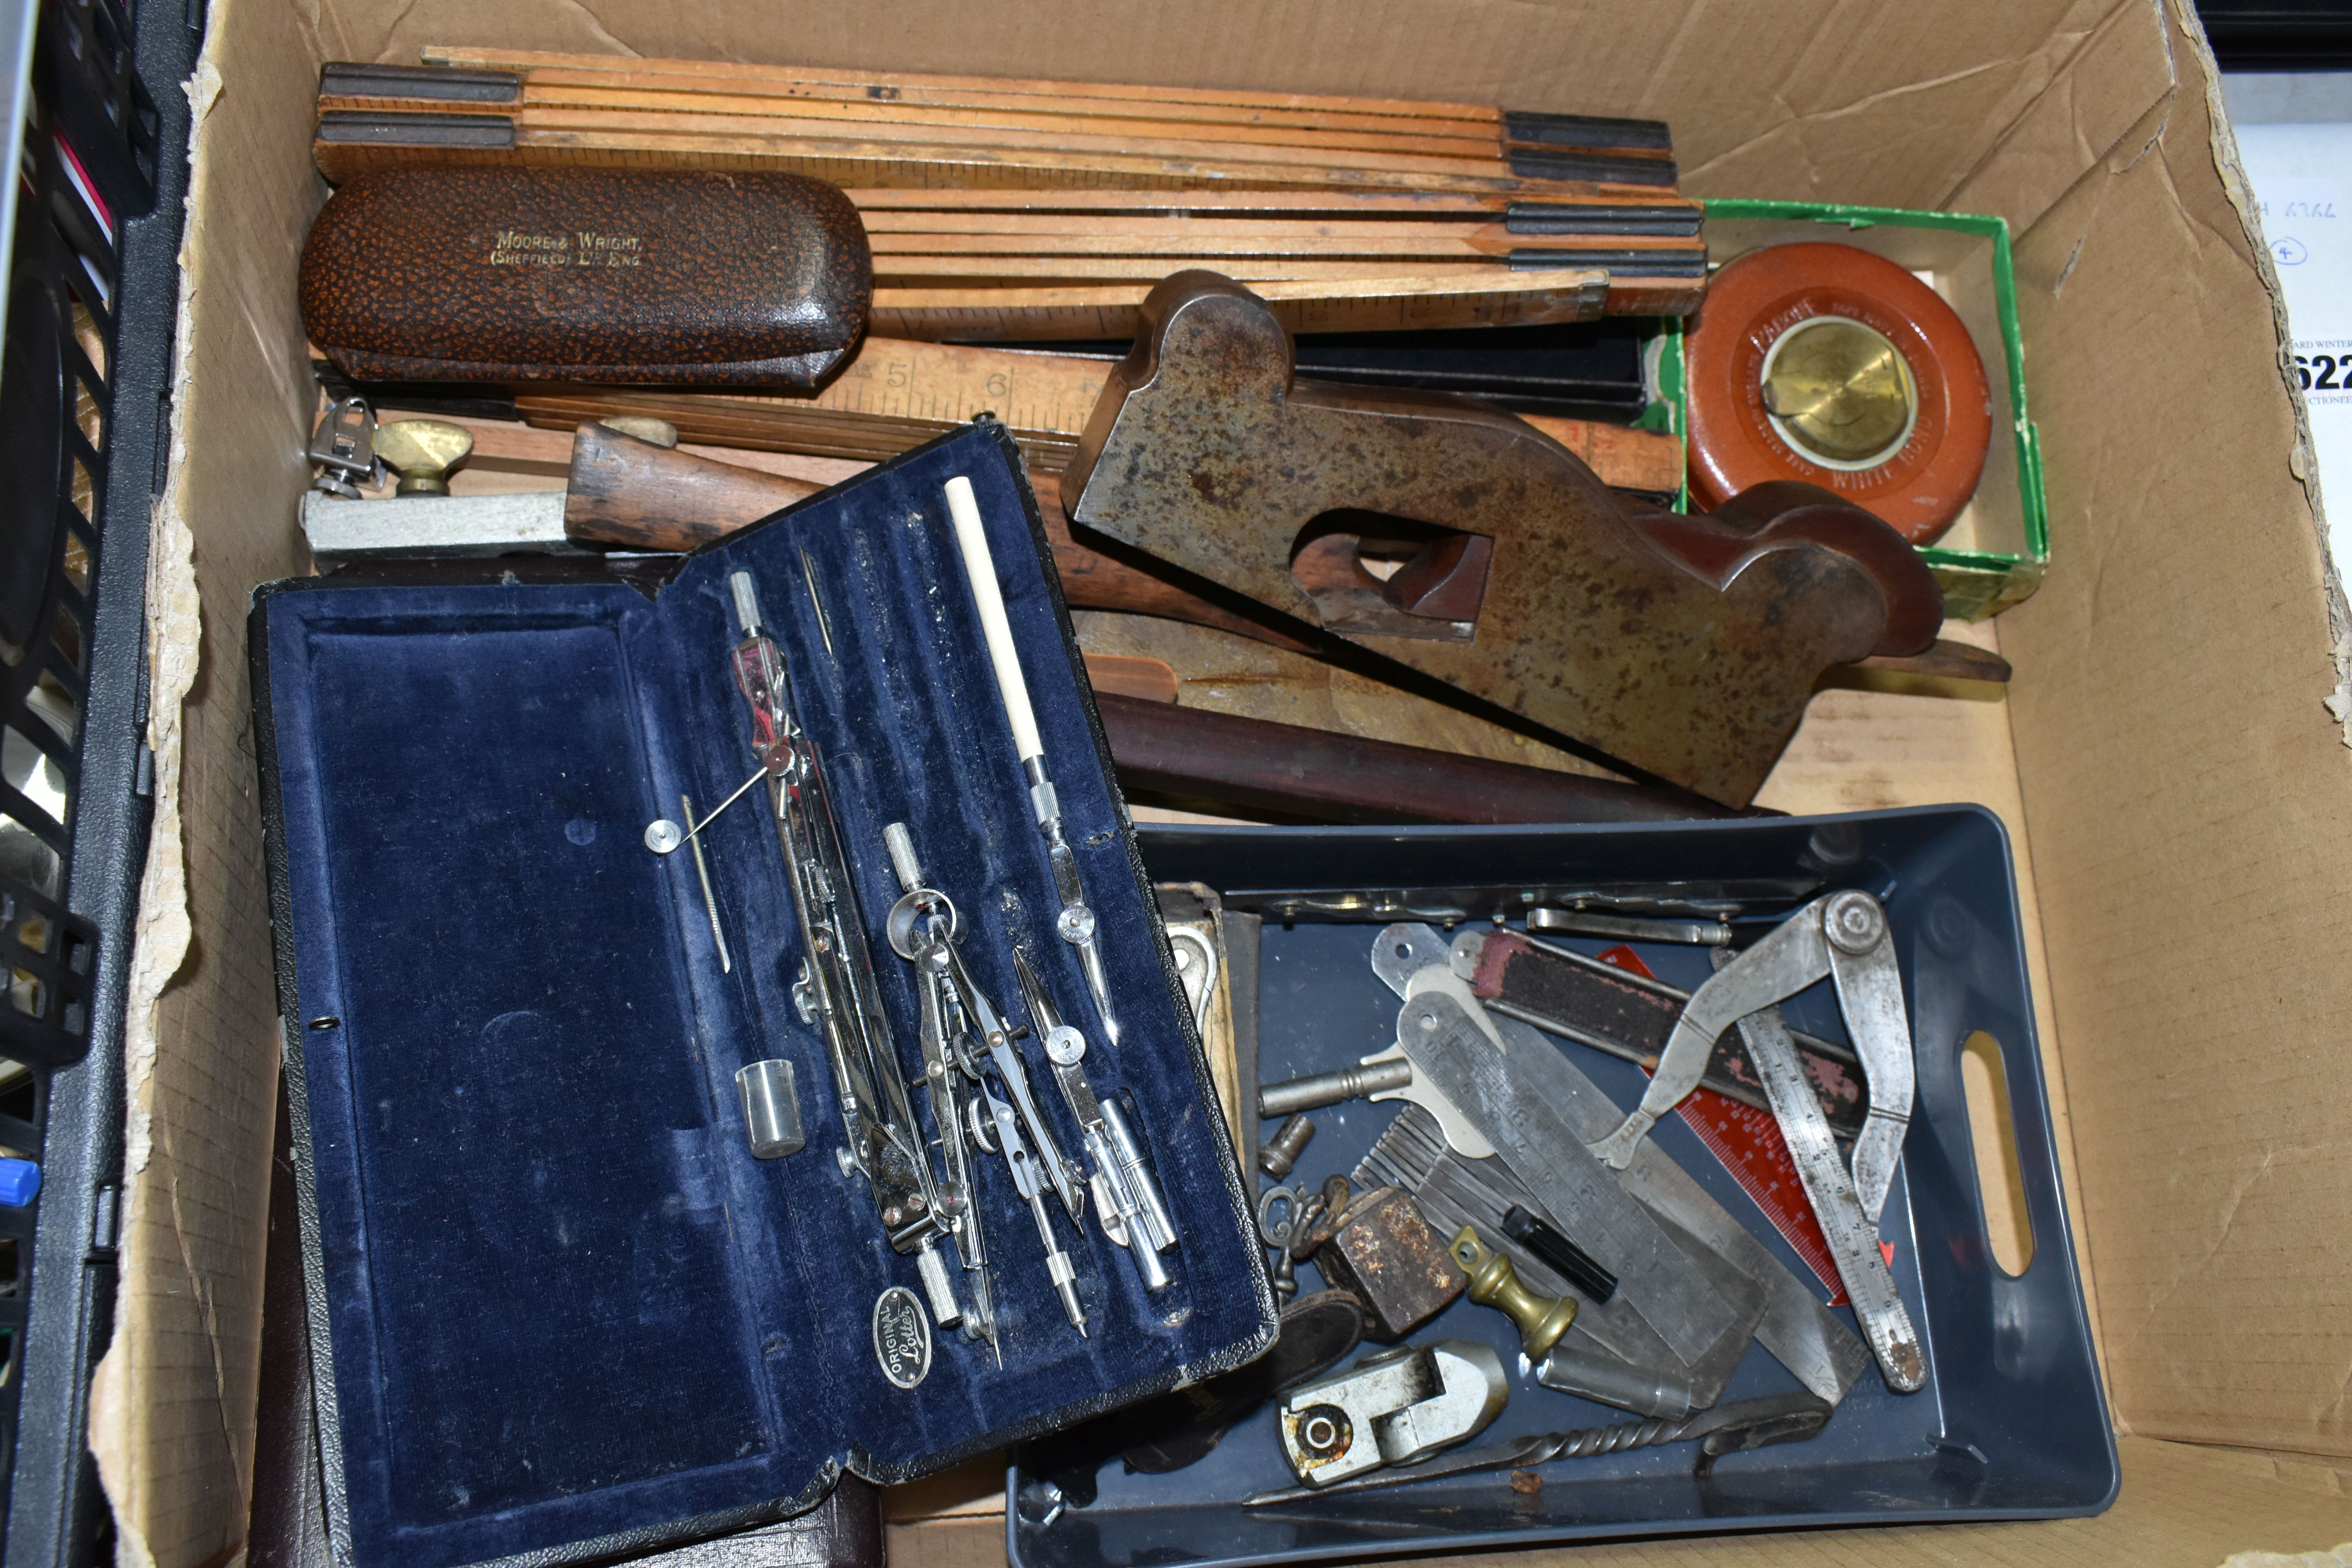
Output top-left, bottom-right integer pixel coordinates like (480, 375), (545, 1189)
(81, 0), (2352, 1564)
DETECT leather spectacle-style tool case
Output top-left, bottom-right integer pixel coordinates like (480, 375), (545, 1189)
(249, 422), (1276, 1568)
(298, 165), (873, 387)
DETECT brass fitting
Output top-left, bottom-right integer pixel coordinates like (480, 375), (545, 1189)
(597, 415), (680, 448)
(373, 418), (474, 495)
(1451, 1224), (1576, 1361)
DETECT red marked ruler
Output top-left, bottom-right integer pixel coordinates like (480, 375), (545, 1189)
(1594, 944), (1853, 1304)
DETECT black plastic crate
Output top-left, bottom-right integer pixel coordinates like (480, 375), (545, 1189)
(1, 1), (201, 1564)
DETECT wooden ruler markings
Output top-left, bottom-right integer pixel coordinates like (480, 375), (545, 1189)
(499, 336), (1679, 491)
(417, 45), (1521, 123)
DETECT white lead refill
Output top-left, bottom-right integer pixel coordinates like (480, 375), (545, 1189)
(945, 476), (1046, 764)
(942, 474), (1123, 1048)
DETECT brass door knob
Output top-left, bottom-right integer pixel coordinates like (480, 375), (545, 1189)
(1452, 1225), (1576, 1360)
(373, 418), (474, 495)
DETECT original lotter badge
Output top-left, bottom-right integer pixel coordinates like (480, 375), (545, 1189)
(873, 1286), (932, 1389)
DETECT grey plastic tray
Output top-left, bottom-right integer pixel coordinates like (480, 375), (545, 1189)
(1009, 807), (2115, 1566)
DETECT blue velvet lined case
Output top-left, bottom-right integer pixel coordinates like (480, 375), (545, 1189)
(250, 424), (1278, 1568)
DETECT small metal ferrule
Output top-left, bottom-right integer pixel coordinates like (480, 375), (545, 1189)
(600, 415), (679, 448)
(915, 1242), (965, 1329)
(1258, 1060), (1414, 1119)
(1537, 1341), (1697, 1420)
(1258, 1114), (1318, 1179)
(735, 1060), (806, 1160)
(883, 821), (924, 893)
(1102, 1100), (1178, 1258)
(1030, 780), (1060, 829)
(730, 572), (764, 638)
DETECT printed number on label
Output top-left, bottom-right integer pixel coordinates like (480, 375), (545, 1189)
(2295, 354), (2344, 391)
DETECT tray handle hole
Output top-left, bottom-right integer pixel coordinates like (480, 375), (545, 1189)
(1959, 1029), (2034, 1276)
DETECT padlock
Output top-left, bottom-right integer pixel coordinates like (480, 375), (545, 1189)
(1304, 1183), (1465, 1342)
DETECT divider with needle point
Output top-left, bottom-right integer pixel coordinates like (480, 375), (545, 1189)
(943, 474), (1124, 1048)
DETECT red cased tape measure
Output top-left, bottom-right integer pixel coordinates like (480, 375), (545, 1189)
(1685, 241), (1993, 546)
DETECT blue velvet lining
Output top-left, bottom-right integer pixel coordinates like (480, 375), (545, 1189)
(259, 427), (1274, 1568)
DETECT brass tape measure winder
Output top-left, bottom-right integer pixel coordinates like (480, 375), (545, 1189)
(1684, 241), (1993, 546)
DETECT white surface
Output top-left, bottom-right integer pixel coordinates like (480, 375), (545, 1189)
(944, 475), (1044, 764)
(2234, 120), (2352, 577)
(299, 490), (568, 558)
(2225, 71), (2352, 125)
(0, 2), (38, 325)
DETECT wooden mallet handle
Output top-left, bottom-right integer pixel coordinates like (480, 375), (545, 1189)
(564, 421), (824, 549)
(561, 422), (1316, 650)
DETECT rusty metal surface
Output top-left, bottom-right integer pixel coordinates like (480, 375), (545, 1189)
(1063, 271), (1942, 806)
(1308, 1185), (1468, 1343)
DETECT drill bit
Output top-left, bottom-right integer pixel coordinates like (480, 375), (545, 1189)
(1241, 1391), (1833, 1505)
